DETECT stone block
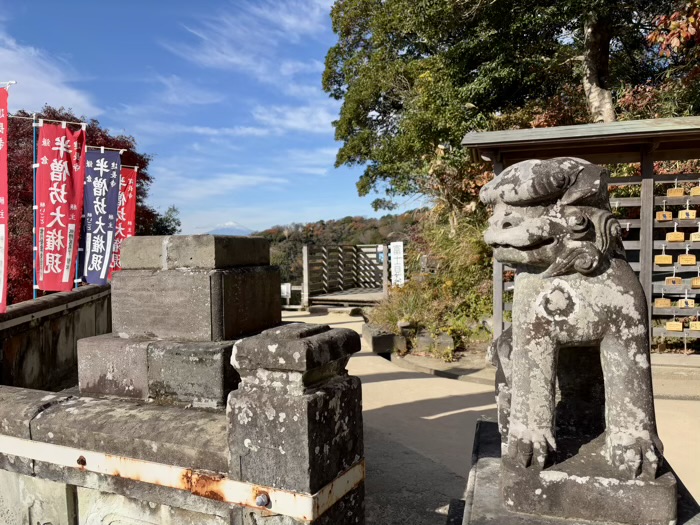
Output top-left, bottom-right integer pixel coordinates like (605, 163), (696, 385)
(0, 386), (70, 475)
(229, 374), (363, 494)
(77, 487), (231, 525)
(112, 267), (281, 341)
(31, 395), (228, 473)
(0, 470), (77, 525)
(148, 340), (240, 408)
(232, 323), (360, 374)
(361, 323), (405, 354)
(78, 333), (150, 399)
(414, 330), (454, 354)
(78, 334), (241, 405)
(121, 235), (270, 270)
(0, 469), (22, 524)
(216, 266), (282, 341)
(501, 436), (677, 525)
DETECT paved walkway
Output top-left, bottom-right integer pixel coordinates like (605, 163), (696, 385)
(283, 311), (700, 525)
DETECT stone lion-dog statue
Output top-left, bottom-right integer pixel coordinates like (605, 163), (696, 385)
(480, 157), (662, 480)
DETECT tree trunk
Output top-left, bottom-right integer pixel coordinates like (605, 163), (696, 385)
(582, 13), (616, 123)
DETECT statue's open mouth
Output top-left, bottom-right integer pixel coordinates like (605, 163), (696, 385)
(492, 237), (555, 251)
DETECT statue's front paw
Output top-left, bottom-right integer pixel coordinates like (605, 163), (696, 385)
(507, 431), (554, 469)
(605, 433), (660, 480)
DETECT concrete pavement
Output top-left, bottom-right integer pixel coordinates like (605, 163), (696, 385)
(283, 311), (700, 525)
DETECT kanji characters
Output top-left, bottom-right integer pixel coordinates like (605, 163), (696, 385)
(52, 136), (72, 157)
(88, 253), (104, 272)
(47, 206), (66, 228)
(44, 252), (62, 274)
(49, 182), (67, 205)
(45, 229), (65, 251)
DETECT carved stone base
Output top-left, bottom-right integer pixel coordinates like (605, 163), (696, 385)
(501, 436), (676, 525)
(462, 421), (700, 525)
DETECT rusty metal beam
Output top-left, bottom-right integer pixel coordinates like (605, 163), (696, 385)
(0, 434), (365, 522)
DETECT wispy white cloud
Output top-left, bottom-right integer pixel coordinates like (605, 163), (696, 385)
(252, 100), (339, 134)
(163, 1), (333, 98)
(150, 168), (290, 204)
(116, 75), (224, 119)
(157, 75), (225, 106)
(0, 31), (100, 116)
(281, 147), (338, 176)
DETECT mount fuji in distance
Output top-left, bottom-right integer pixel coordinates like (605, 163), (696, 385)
(206, 221), (254, 237)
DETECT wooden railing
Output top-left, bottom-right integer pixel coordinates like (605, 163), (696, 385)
(302, 244), (388, 306)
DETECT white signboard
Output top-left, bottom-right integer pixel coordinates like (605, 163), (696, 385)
(280, 283), (292, 299)
(390, 242), (405, 287)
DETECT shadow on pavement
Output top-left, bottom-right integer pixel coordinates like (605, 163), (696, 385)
(363, 390), (497, 525)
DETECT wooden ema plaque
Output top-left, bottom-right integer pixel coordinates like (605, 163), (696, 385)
(692, 277), (700, 289)
(667, 231), (685, 242)
(655, 254), (673, 265)
(691, 232), (700, 242)
(665, 276), (683, 286)
(680, 209), (697, 220)
(666, 321), (684, 332)
(679, 254), (697, 266)
(691, 187), (700, 196)
(678, 299), (696, 308)
(668, 187), (685, 197)
(691, 321), (700, 331)
(654, 297), (672, 308)
(656, 211), (673, 222)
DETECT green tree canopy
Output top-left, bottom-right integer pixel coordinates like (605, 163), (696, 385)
(323, 0), (678, 211)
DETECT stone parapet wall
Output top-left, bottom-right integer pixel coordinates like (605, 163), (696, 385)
(0, 236), (365, 524)
(0, 285), (111, 389)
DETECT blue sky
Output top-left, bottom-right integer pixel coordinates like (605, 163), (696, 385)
(0, 1), (408, 233)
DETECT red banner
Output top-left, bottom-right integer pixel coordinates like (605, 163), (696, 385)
(0, 89), (8, 313)
(35, 124), (86, 291)
(108, 166), (138, 278)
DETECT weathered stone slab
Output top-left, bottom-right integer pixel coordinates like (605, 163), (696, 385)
(112, 267), (281, 341)
(120, 235), (270, 270)
(229, 375), (363, 494)
(0, 470), (78, 525)
(232, 323), (360, 373)
(77, 487), (231, 525)
(0, 386), (70, 475)
(78, 333), (150, 399)
(215, 266), (282, 341)
(30, 396), (228, 473)
(462, 421), (700, 525)
(414, 329), (454, 355)
(148, 340), (240, 408)
(78, 334), (241, 406)
(361, 323), (406, 355)
(501, 433), (678, 525)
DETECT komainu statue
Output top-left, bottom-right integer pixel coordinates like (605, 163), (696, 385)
(479, 158), (677, 525)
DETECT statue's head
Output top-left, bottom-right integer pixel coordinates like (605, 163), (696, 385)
(480, 158), (624, 276)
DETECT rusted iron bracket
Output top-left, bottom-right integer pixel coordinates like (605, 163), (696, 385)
(0, 435), (365, 522)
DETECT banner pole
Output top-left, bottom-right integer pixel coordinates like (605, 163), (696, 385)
(32, 114), (37, 300)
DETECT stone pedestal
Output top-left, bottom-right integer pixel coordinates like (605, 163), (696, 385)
(460, 421), (700, 525)
(78, 235), (279, 405)
(228, 323), (365, 523)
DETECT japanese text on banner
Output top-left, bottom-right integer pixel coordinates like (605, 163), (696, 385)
(35, 124), (86, 292)
(82, 150), (120, 285)
(0, 89), (8, 312)
(108, 167), (138, 278)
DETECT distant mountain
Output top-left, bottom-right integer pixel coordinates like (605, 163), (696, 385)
(207, 221), (253, 236)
